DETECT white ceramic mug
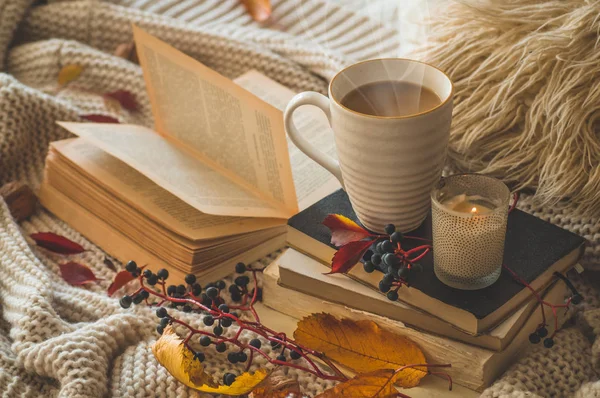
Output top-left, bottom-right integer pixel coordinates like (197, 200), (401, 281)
(284, 58), (453, 233)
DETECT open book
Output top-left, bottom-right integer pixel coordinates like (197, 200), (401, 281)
(40, 27), (340, 282)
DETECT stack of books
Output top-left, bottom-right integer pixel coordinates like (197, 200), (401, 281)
(260, 189), (585, 391)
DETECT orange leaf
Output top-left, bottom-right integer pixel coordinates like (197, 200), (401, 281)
(241, 0), (271, 22)
(153, 326), (270, 395)
(30, 232), (86, 254)
(323, 214), (371, 246)
(316, 369), (399, 398)
(329, 239), (373, 274)
(294, 314), (427, 388)
(58, 64), (84, 86)
(107, 270), (136, 296)
(59, 262), (99, 286)
(249, 375), (301, 397)
(104, 90), (138, 111)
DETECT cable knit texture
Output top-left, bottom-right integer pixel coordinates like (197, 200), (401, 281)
(0, 0), (598, 397)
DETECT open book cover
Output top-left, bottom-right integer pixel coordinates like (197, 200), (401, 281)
(40, 27), (340, 282)
(287, 189), (586, 334)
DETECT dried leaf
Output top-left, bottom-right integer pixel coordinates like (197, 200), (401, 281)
(294, 314), (427, 388)
(329, 239), (373, 274)
(104, 90), (138, 111)
(316, 369), (399, 398)
(0, 181), (37, 222)
(80, 114), (120, 123)
(30, 232), (86, 254)
(59, 262), (99, 286)
(153, 326), (269, 395)
(250, 375), (301, 397)
(323, 214), (371, 247)
(114, 42), (138, 63)
(241, 0), (271, 21)
(107, 270), (136, 296)
(104, 257), (117, 272)
(58, 64), (84, 86)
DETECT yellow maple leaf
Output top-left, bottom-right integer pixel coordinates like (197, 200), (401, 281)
(241, 0), (271, 22)
(57, 64), (84, 86)
(316, 369), (399, 398)
(293, 314), (427, 388)
(152, 326), (270, 395)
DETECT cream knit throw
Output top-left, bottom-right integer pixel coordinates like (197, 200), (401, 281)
(0, 1), (598, 397)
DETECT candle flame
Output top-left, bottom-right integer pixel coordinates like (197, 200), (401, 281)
(471, 207), (478, 213)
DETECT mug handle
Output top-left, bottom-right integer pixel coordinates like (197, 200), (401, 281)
(284, 92), (344, 188)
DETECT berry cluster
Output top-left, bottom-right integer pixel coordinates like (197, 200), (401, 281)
(118, 260), (348, 386)
(362, 224), (431, 302)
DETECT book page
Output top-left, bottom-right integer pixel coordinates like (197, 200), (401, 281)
(233, 71), (341, 211)
(57, 122), (290, 219)
(133, 26), (298, 216)
(50, 139), (286, 241)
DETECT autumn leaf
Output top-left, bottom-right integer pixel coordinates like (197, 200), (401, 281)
(241, 0), (271, 22)
(80, 114), (120, 123)
(30, 232), (86, 254)
(58, 64), (84, 86)
(328, 239), (373, 274)
(316, 369), (399, 398)
(294, 314), (427, 388)
(107, 270), (136, 296)
(114, 42), (138, 63)
(59, 262), (100, 286)
(250, 375), (301, 397)
(153, 326), (269, 395)
(104, 90), (138, 111)
(323, 214), (372, 247)
(104, 257), (117, 272)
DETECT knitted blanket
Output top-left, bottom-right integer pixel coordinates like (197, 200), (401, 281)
(0, 1), (598, 397)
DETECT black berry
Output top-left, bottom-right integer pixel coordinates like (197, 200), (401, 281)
(529, 333), (541, 344)
(203, 315), (215, 326)
(216, 280), (226, 290)
(363, 261), (376, 273)
(387, 290), (399, 301)
(290, 350), (302, 360)
(379, 281), (391, 293)
(227, 352), (239, 364)
(398, 267), (410, 280)
(412, 263), (423, 273)
(193, 352), (205, 362)
(270, 340), (281, 349)
(221, 317), (233, 327)
(223, 373), (236, 386)
(120, 295), (132, 309)
(276, 354), (286, 362)
(213, 325), (224, 336)
(156, 326), (164, 334)
(383, 253), (399, 267)
(249, 338), (262, 349)
(182, 304), (192, 313)
(235, 262), (246, 274)
(201, 293), (212, 307)
(192, 283), (202, 296)
(382, 273), (395, 285)
(237, 352), (248, 363)
(143, 269), (153, 279)
(167, 285), (177, 296)
(125, 261), (137, 273)
(156, 268), (169, 280)
(176, 284), (186, 295)
(206, 287), (219, 298)
(200, 336), (212, 346)
(390, 231), (403, 243)
(185, 274), (196, 285)
(231, 291), (242, 302)
(219, 304), (230, 313)
(571, 294), (583, 305)
(371, 253), (382, 266)
(132, 294), (145, 305)
(381, 240), (395, 254)
(235, 276), (250, 287)
(160, 317), (170, 328)
(384, 224), (396, 235)
(537, 327), (548, 338)
(543, 337), (554, 348)
(156, 307), (168, 318)
(363, 250), (372, 262)
(146, 274), (158, 286)
(215, 342), (227, 352)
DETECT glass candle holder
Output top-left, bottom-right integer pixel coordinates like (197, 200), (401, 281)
(431, 174), (510, 290)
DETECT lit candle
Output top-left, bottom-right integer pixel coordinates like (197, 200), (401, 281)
(431, 175), (511, 290)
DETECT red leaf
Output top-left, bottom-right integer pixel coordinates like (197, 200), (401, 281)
(328, 239), (374, 274)
(104, 257), (117, 272)
(104, 90), (138, 111)
(107, 270), (136, 296)
(59, 262), (99, 286)
(30, 232), (86, 254)
(80, 114), (120, 123)
(323, 214), (371, 247)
